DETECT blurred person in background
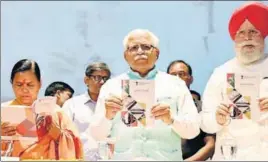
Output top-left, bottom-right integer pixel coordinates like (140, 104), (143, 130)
(62, 61), (111, 161)
(44, 81), (74, 107)
(167, 60), (215, 161)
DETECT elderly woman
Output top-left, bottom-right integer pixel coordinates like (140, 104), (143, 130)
(1, 59), (83, 160)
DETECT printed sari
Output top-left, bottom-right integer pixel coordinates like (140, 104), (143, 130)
(1, 100), (84, 160)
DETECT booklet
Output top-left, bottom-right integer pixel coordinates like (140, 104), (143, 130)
(1, 97), (58, 158)
(1, 105), (37, 140)
(226, 73), (261, 121)
(32, 96), (57, 114)
(121, 80), (155, 127)
(1, 97), (57, 141)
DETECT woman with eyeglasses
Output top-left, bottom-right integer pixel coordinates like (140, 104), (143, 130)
(1, 59), (83, 160)
(62, 61), (111, 161)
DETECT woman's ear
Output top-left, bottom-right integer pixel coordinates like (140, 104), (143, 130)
(36, 78), (42, 95)
(39, 78), (42, 89)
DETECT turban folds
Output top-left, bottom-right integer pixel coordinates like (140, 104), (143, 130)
(228, 2), (268, 40)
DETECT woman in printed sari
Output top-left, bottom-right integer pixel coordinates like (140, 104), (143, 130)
(1, 59), (83, 160)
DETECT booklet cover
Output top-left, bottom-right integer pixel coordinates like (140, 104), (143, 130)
(1, 97), (57, 157)
(226, 73), (260, 121)
(1, 97), (57, 141)
(121, 80), (155, 127)
(1, 105), (37, 140)
(32, 96), (57, 114)
(32, 97), (57, 137)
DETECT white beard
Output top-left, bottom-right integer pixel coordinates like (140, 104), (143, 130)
(235, 40), (264, 65)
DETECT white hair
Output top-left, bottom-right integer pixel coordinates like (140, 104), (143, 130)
(235, 40), (264, 65)
(123, 29), (160, 51)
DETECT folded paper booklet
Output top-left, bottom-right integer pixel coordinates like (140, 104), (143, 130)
(32, 96), (57, 114)
(1, 97), (57, 141)
(32, 97), (58, 136)
(226, 73), (261, 121)
(1, 105), (38, 141)
(121, 80), (155, 127)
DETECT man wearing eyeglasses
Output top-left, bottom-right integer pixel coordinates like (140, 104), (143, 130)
(201, 2), (268, 160)
(89, 29), (200, 161)
(167, 60), (216, 161)
(62, 62), (111, 161)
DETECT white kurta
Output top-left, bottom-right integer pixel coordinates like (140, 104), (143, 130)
(201, 55), (268, 160)
(89, 70), (200, 160)
(62, 92), (99, 160)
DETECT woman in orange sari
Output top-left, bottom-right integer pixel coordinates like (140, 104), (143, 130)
(1, 59), (83, 160)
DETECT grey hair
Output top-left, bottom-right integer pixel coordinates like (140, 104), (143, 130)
(123, 29), (160, 51)
(85, 62), (111, 78)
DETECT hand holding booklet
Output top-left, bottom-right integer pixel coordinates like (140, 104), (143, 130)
(226, 72), (261, 121)
(121, 80), (155, 127)
(1, 97), (57, 140)
(1, 105), (37, 140)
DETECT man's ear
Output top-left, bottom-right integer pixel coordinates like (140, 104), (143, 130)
(84, 76), (89, 87)
(189, 75), (193, 85)
(124, 51), (128, 61)
(55, 90), (61, 98)
(155, 48), (160, 60)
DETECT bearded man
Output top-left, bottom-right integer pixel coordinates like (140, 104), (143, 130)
(200, 1), (268, 160)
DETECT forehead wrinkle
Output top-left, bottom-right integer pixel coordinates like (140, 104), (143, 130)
(127, 34), (152, 46)
(15, 78), (33, 84)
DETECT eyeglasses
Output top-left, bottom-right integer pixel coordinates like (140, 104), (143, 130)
(127, 44), (154, 53)
(89, 75), (109, 82)
(235, 29), (261, 39)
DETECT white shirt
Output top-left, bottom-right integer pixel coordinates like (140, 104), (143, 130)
(62, 91), (99, 160)
(89, 70), (200, 160)
(201, 55), (268, 160)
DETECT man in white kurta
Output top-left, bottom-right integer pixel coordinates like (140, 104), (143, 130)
(201, 2), (268, 160)
(89, 29), (200, 160)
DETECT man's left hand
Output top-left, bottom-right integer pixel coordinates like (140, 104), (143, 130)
(259, 97), (268, 112)
(151, 103), (173, 125)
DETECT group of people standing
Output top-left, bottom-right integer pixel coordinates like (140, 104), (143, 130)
(1, 1), (268, 161)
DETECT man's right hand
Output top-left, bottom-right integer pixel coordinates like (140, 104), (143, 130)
(1, 122), (17, 136)
(216, 103), (231, 126)
(105, 95), (123, 120)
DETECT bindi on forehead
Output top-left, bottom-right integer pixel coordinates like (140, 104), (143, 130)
(16, 79), (32, 84)
(22, 79), (27, 84)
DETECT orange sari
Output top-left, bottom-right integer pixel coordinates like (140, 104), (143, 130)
(1, 100), (84, 160)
